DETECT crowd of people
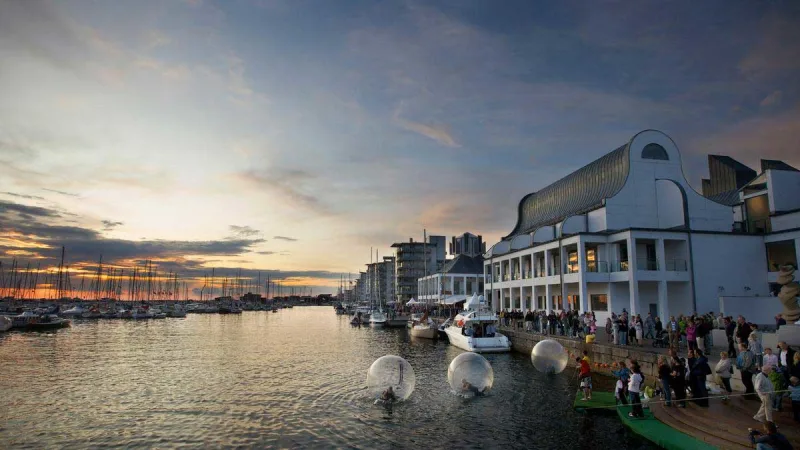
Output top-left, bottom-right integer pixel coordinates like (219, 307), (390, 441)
(503, 307), (800, 435)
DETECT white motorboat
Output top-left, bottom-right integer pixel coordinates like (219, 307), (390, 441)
(443, 295), (510, 353)
(369, 310), (387, 327)
(167, 305), (187, 318)
(409, 313), (437, 339)
(60, 305), (87, 317)
(0, 315), (12, 332)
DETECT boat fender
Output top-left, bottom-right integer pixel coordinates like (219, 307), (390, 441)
(457, 319), (464, 327)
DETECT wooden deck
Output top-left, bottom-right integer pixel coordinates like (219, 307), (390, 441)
(650, 395), (799, 450)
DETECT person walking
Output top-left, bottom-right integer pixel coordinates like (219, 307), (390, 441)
(737, 342), (757, 395)
(753, 365), (775, 424)
(644, 313), (655, 340)
(668, 316), (679, 349)
(715, 351), (733, 400)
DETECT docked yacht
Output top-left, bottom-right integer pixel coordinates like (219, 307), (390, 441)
(443, 295), (510, 353)
(368, 310), (387, 327)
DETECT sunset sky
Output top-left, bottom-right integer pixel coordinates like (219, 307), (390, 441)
(1, 0), (799, 295)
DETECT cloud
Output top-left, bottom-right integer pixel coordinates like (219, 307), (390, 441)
(0, 200), (62, 220)
(2, 192), (45, 201)
(394, 116), (460, 148)
(256, 251), (277, 255)
(738, 11), (800, 80)
(759, 90), (783, 108)
(102, 220), (124, 231)
(235, 168), (332, 215)
(43, 188), (80, 197)
(273, 235), (297, 242)
(688, 108), (800, 170)
(229, 225), (261, 237)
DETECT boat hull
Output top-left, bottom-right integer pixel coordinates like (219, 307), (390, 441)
(444, 328), (510, 353)
(410, 326), (437, 339)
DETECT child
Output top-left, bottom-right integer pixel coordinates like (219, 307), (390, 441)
(789, 376), (800, 422)
(576, 357), (592, 401)
(615, 376), (628, 406)
(582, 350), (591, 365)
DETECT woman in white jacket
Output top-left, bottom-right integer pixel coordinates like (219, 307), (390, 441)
(714, 351), (733, 400)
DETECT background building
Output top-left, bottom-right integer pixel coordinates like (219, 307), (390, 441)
(391, 236), (445, 303)
(450, 232), (486, 257)
(418, 254), (484, 305)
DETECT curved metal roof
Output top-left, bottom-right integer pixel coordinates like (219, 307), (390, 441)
(505, 144), (630, 239)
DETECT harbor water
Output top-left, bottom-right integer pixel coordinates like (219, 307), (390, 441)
(0, 307), (653, 449)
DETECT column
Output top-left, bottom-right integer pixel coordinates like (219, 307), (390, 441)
(628, 235), (639, 315)
(578, 239), (588, 313)
(519, 256), (523, 279)
(545, 284), (553, 312)
(545, 250), (552, 277)
(499, 259), (504, 282)
(658, 280), (668, 320)
(463, 276), (467, 296)
(656, 238), (666, 273)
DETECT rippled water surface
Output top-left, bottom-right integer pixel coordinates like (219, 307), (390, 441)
(0, 307), (652, 449)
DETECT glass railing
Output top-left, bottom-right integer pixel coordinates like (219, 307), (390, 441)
(586, 261), (609, 273)
(534, 270), (545, 277)
(565, 264), (579, 274)
(665, 259), (687, 271)
(637, 258), (658, 271)
(610, 260), (629, 272)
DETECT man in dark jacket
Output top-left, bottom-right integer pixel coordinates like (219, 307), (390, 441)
(725, 317), (737, 357)
(736, 315), (752, 346)
(778, 341), (796, 384)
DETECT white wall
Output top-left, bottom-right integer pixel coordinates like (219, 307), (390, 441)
(767, 169), (800, 213)
(588, 208), (607, 232)
(719, 296), (782, 325)
(561, 215), (587, 235)
(639, 282), (659, 316)
(605, 130), (732, 233)
(772, 212), (800, 232)
(667, 282), (693, 316)
(655, 179), (685, 228)
(691, 233), (768, 315)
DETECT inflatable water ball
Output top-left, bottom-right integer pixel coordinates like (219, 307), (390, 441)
(366, 355), (416, 401)
(531, 339), (569, 374)
(448, 352), (494, 395)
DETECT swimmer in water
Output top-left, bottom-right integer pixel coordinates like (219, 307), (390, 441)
(461, 379), (485, 396)
(380, 386), (397, 403)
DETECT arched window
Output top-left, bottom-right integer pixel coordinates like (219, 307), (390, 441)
(642, 143), (669, 160)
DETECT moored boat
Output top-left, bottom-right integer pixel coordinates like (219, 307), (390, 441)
(443, 294), (510, 353)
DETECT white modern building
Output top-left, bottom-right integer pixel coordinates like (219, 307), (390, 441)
(418, 254), (485, 305)
(365, 257), (396, 307)
(483, 129), (800, 323)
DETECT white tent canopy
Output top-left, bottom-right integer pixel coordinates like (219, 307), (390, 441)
(440, 295), (469, 305)
(405, 298), (417, 306)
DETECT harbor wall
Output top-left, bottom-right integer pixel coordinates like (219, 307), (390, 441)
(502, 329), (660, 378)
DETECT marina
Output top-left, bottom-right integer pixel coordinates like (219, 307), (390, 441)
(0, 306), (651, 449)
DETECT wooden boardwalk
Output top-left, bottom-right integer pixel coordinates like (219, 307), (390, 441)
(650, 395), (799, 450)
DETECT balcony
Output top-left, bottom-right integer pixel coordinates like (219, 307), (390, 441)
(665, 259), (688, 272)
(636, 258), (659, 271)
(586, 261), (609, 273)
(610, 260), (629, 272)
(534, 269), (545, 278)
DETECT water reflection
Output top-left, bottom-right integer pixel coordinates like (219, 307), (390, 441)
(0, 307), (651, 449)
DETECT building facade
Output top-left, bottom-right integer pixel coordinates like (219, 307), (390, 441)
(391, 236), (446, 303)
(450, 232), (486, 258)
(418, 254), (485, 305)
(483, 129), (800, 323)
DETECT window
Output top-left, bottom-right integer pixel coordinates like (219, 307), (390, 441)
(642, 143), (669, 160)
(567, 250), (579, 273)
(586, 247), (597, 272)
(537, 295), (546, 310)
(552, 295), (562, 309)
(567, 295), (580, 311)
(765, 240), (798, 272)
(590, 294), (608, 311)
